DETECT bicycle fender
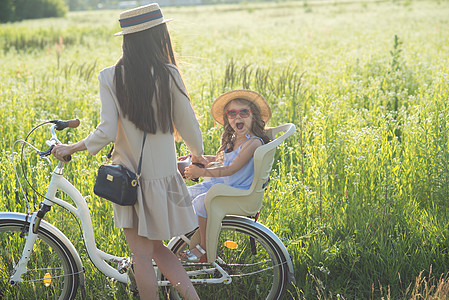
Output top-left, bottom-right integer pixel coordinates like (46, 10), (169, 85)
(224, 215), (296, 285)
(0, 212), (87, 298)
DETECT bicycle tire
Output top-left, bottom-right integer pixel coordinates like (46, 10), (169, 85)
(0, 218), (80, 300)
(165, 216), (289, 300)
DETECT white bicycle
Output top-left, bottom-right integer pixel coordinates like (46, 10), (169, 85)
(0, 119), (296, 299)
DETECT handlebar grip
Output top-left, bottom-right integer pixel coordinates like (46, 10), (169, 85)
(63, 155), (72, 162)
(53, 119), (81, 130)
(67, 119), (80, 128)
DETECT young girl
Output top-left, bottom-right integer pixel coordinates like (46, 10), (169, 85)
(181, 89), (271, 262)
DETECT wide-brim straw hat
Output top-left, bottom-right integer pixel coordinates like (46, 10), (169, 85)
(114, 3), (172, 36)
(211, 90), (272, 125)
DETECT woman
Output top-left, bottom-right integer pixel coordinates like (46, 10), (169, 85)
(52, 4), (203, 299)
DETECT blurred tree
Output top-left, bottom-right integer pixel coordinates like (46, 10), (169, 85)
(0, 0), (15, 22)
(66, 0), (85, 11)
(65, 0), (106, 10)
(0, 0), (67, 22)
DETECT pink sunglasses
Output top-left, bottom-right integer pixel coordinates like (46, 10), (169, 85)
(225, 109), (252, 119)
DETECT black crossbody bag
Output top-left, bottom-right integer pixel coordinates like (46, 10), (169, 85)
(94, 133), (147, 206)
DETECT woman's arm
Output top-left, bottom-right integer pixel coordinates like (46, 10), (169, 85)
(83, 68), (118, 155)
(184, 139), (262, 179)
(203, 155), (217, 164)
(179, 154), (214, 167)
(52, 68), (117, 163)
(170, 66), (204, 157)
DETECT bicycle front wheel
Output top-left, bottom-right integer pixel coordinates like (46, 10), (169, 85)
(168, 216), (290, 299)
(0, 218), (80, 300)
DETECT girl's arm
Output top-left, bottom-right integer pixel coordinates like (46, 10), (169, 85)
(184, 138), (262, 179)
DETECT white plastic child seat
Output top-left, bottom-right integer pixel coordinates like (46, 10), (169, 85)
(197, 123), (296, 263)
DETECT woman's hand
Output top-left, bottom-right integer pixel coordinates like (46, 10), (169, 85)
(203, 155), (217, 166)
(179, 154), (213, 167)
(51, 140), (87, 163)
(184, 164), (204, 180)
(191, 154), (208, 167)
(51, 144), (74, 163)
(178, 154), (191, 161)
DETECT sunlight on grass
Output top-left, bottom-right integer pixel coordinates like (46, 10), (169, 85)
(1, 1), (449, 298)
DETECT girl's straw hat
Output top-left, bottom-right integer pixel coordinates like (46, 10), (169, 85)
(114, 3), (172, 36)
(211, 90), (272, 125)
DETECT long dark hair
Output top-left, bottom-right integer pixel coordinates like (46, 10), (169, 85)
(216, 99), (270, 163)
(115, 23), (188, 134)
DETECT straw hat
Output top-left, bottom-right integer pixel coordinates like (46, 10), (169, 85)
(114, 3), (172, 36)
(211, 90), (272, 125)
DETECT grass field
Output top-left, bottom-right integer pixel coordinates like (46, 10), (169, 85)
(1, 0), (449, 298)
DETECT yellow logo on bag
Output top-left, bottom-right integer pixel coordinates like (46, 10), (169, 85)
(107, 174), (113, 181)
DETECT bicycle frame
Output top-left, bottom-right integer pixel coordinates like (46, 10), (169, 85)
(11, 160), (129, 284)
(10, 160), (235, 287)
(7, 121), (296, 297)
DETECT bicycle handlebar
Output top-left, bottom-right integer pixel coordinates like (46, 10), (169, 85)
(52, 118), (80, 131)
(37, 119), (81, 162)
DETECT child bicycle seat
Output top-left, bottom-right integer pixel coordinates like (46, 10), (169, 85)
(198, 123), (296, 263)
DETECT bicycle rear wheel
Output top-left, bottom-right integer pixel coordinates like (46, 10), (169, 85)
(0, 218), (80, 300)
(167, 216), (289, 299)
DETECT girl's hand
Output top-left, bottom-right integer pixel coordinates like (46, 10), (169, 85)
(184, 164), (203, 180)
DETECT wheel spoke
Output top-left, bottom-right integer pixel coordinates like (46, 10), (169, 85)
(19, 269), (84, 283)
(0, 219), (79, 300)
(165, 217), (288, 299)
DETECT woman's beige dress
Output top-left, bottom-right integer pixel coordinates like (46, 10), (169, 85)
(84, 65), (203, 240)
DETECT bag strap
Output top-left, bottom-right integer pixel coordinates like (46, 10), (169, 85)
(106, 145), (114, 160)
(136, 132), (147, 180)
(105, 132), (147, 180)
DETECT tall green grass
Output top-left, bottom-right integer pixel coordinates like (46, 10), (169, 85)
(1, 1), (449, 298)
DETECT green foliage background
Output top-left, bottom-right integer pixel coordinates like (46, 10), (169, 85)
(1, 0), (449, 298)
(0, 0), (68, 23)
